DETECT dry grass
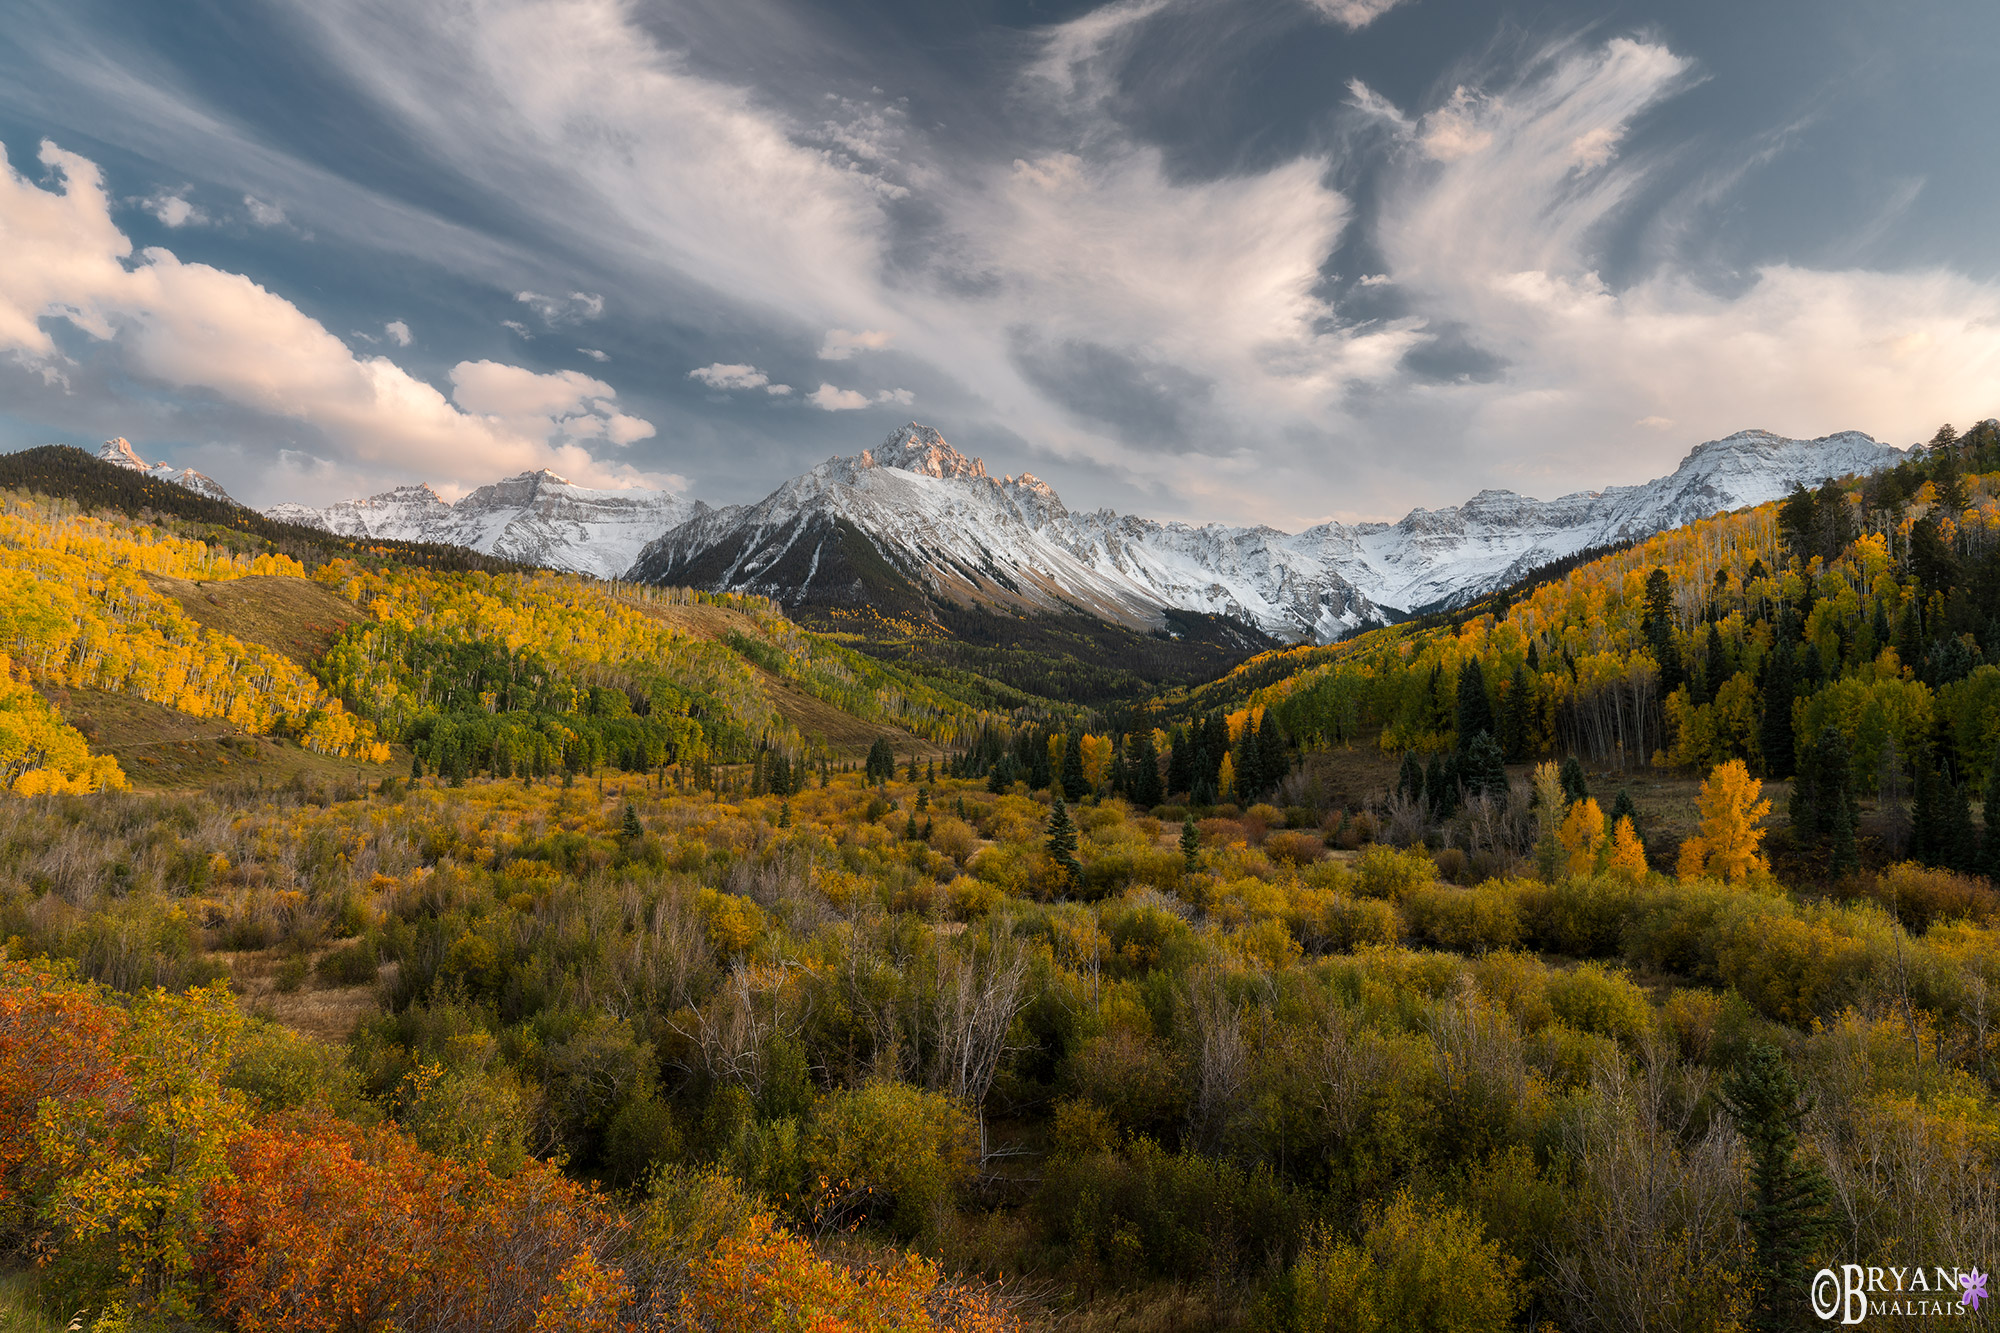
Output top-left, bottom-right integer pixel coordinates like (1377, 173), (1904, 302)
(219, 945), (389, 1044)
(144, 572), (360, 668)
(40, 686), (395, 793)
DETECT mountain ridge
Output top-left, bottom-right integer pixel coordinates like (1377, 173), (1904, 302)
(629, 423), (1905, 642)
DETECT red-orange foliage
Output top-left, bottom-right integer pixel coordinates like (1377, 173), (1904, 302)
(205, 1115), (624, 1333)
(0, 959), (124, 1204)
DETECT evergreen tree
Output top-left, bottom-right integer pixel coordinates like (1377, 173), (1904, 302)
(1702, 624), (1728, 706)
(1396, 751), (1425, 808)
(1029, 742), (1052, 793)
(904, 810), (919, 842)
(1643, 568), (1684, 695)
(1558, 755), (1589, 806)
(1061, 731), (1088, 802)
(1180, 813), (1201, 874)
(778, 801), (791, 829)
(905, 753), (920, 783)
(1128, 730), (1163, 808)
(1793, 727), (1858, 873)
(1046, 797), (1081, 889)
(1231, 726), (1260, 802)
(1912, 758), (1942, 864)
(865, 737), (895, 785)
(1526, 640), (1541, 673)
(621, 802), (643, 840)
(1717, 1042), (1834, 1333)
(1166, 726), (1193, 797)
(1257, 709), (1288, 792)
(1610, 787), (1638, 834)
(1985, 739), (2000, 881)
(1454, 657), (1494, 748)
(1461, 732), (1508, 802)
(1500, 664), (1533, 762)
(1941, 778), (1978, 873)
(1759, 638), (1797, 778)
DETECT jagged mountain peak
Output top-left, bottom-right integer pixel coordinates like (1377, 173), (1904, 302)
(99, 437), (147, 469)
(96, 437), (236, 504)
(855, 423), (989, 482)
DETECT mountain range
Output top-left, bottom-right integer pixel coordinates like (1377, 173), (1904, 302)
(623, 424), (1903, 641)
(264, 469), (694, 581)
(179, 423), (1906, 643)
(98, 438), (236, 504)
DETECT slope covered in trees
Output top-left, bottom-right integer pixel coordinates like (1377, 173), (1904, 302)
(1, 432), (1997, 1332)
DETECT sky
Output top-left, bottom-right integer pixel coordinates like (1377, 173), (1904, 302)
(1, 0), (1997, 527)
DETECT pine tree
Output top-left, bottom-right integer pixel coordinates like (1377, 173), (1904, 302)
(1455, 657), (1494, 748)
(904, 810), (919, 842)
(1061, 731), (1087, 803)
(1984, 739), (2000, 881)
(1396, 751), (1425, 807)
(1257, 709), (1288, 793)
(1558, 756), (1588, 806)
(1701, 624), (1727, 707)
(1941, 777), (1978, 874)
(1500, 665), (1533, 762)
(1759, 638), (1797, 778)
(1717, 1042), (1834, 1333)
(1046, 797), (1081, 889)
(1180, 813), (1201, 874)
(1128, 730), (1163, 807)
(906, 753), (920, 783)
(778, 800), (792, 829)
(1643, 567), (1684, 695)
(1166, 726), (1192, 797)
(621, 802), (643, 840)
(1610, 787), (1638, 834)
(1461, 731), (1508, 802)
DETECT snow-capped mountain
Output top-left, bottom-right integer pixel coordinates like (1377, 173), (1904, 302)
(97, 438), (236, 504)
(629, 423), (1905, 643)
(267, 470), (694, 580)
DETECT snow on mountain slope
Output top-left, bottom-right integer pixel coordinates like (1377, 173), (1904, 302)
(630, 424), (1905, 643)
(267, 469), (693, 580)
(97, 438), (236, 504)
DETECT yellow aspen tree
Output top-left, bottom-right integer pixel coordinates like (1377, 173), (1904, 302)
(1606, 815), (1648, 881)
(1217, 753), (1237, 802)
(1558, 798), (1607, 877)
(1675, 759), (1771, 881)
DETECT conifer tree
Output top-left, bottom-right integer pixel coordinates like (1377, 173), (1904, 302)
(1643, 567), (1684, 695)
(1061, 731), (1087, 803)
(1610, 787), (1638, 834)
(1461, 732), (1508, 802)
(1257, 709), (1288, 793)
(1702, 624), (1728, 707)
(1717, 1041), (1834, 1333)
(1759, 638), (1797, 778)
(1984, 740), (2000, 881)
(621, 802), (643, 840)
(1558, 756), (1588, 806)
(1455, 657), (1494, 748)
(1046, 797), (1081, 889)
(1500, 665), (1533, 762)
(1128, 730), (1163, 808)
(1166, 727), (1193, 797)
(1180, 813), (1201, 874)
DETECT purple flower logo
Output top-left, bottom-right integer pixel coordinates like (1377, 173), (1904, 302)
(1964, 1268), (1989, 1312)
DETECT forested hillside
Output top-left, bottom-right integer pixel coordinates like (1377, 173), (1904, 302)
(0, 431), (1994, 1332)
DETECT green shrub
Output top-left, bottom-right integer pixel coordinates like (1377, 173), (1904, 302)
(1545, 962), (1653, 1045)
(804, 1081), (977, 1240)
(1273, 1191), (1522, 1333)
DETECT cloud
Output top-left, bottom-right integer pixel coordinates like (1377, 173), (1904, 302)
(807, 384), (871, 411)
(875, 387), (913, 406)
(0, 138), (659, 490)
(689, 362), (770, 390)
(141, 190), (204, 228)
(577, 346), (608, 361)
(515, 289), (605, 325)
(243, 195), (287, 226)
(501, 319), (531, 337)
(384, 319), (412, 346)
(1301, 0), (1413, 31)
(818, 328), (892, 360)
(765, 383), (792, 396)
